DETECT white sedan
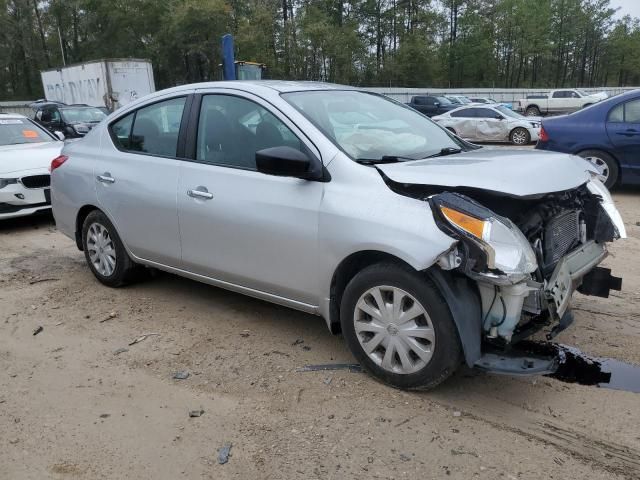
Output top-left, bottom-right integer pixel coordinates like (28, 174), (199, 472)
(432, 104), (541, 145)
(0, 113), (64, 220)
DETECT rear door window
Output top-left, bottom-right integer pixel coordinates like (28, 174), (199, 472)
(451, 109), (476, 118)
(109, 97), (186, 157)
(607, 99), (640, 124)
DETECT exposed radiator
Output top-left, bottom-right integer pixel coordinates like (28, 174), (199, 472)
(544, 210), (581, 266)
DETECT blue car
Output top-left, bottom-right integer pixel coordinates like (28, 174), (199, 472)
(536, 89), (640, 188)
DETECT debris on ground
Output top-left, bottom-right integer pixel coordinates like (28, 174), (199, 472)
(296, 363), (362, 373)
(33, 326), (43, 336)
(173, 370), (190, 380)
(128, 333), (160, 346)
(217, 443), (232, 464)
(189, 409), (204, 418)
(113, 347), (128, 355)
(55, 322), (64, 326)
(323, 377), (333, 385)
(29, 277), (59, 285)
(302, 345), (311, 351)
(292, 338), (304, 346)
(239, 330), (250, 338)
(453, 411), (462, 417)
(451, 449), (479, 458)
(99, 413), (110, 419)
(399, 453), (411, 462)
(100, 312), (118, 323)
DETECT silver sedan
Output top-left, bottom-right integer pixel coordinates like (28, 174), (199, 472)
(51, 81), (625, 390)
(432, 104), (540, 145)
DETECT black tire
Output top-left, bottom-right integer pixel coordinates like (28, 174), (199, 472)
(82, 210), (136, 287)
(340, 263), (463, 390)
(577, 149), (619, 188)
(525, 106), (541, 116)
(509, 127), (531, 145)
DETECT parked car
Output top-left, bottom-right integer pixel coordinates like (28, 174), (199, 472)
(33, 102), (107, 138)
(536, 89), (640, 188)
(432, 105), (540, 145)
(516, 89), (607, 117)
(0, 113), (63, 219)
(469, 97), (514, 110)
(405, 95), (458, 117)
(446, 95), (474, 105)
(51, 81), (625, 390)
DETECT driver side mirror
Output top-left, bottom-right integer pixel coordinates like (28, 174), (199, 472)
(494, 114), (504, 120)
(256, 146), (320, 180)
(54, 131), (65, 141)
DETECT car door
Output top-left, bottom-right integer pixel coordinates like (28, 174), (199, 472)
(551, 91), (571, 113)
(606, 98), (640, 182)
(94, 94), (190, 266)
(449, 108), (477, 139)
(177, 91), (324, 305)
(473, 107), (506, 141)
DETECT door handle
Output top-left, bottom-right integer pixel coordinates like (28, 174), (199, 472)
(97, 173), (115, 184)
(187, 188), (213, 200)
(615, 129), (639, 136)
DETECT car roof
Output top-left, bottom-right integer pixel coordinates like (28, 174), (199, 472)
(0, 112), (27, 119)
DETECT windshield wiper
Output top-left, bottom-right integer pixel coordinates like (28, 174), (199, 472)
(426, 147), (463, 158)
(355, 155), (416, 165)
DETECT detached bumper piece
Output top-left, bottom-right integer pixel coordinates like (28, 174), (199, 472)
(475, 350), (558, 376)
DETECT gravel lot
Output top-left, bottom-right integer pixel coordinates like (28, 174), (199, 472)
(1, 186), (639, 480)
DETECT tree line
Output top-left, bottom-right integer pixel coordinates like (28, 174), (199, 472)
(2, 0), (640, 100)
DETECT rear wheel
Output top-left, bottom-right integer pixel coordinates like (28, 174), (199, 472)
(82, 210), (136, 287)
(510, 127), (531, 145)
(340, 263), (462, 390)
(525, 106), (541, 116)
(577, 149), (619, 188)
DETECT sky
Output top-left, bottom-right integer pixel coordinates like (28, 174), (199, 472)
(610, 0), (640, 20)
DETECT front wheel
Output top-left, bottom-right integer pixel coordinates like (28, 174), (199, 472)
(340, 263), (462, 390)
(525, 106), (541, 116)
(510, 127), (531, 145)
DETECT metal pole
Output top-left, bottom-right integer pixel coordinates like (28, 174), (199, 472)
(57, 26), (66, 66)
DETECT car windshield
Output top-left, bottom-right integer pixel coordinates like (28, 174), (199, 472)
(0, 118), (53, 146)
(495, 105), (525, 119)
(282, 90), (465, 161)
(60, 107), (107, 123)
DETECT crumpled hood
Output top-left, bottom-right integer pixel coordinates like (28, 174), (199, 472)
(377, 148), (596, 197)
(0, 142), (63, 175)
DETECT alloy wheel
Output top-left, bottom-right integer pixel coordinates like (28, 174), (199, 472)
(86, 222), (117, 277)
(511, 129), (528, 145)
(353, 286), (435, 374)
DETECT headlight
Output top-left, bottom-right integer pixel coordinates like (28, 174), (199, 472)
(431, 192), (537, 279)
(0, 178), (18, 189)
(587, 178), (627, 239)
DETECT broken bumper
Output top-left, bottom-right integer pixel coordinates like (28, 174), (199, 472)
(546, 241), (608, 320)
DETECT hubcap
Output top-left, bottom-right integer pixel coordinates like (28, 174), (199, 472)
(584, 156), (609, 183)
(512, 130), (527, 144)
(87, 222), (116, 277)
(354, 286), (435, 374)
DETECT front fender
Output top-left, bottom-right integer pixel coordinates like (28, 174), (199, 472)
(428, 267), (482, 367)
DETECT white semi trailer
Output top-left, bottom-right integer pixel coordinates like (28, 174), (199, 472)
(40, 59), (155, 112)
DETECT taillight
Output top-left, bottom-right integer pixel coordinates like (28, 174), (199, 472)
(50, 155), (68, 172)
(539, 126), (549, 142)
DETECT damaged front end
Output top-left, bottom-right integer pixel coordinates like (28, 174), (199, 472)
(426, 179), (625, 373)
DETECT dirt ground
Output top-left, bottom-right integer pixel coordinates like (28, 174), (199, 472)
(1, 189), (639, 480)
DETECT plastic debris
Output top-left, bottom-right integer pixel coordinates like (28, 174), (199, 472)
(217, 443), (232, 464)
